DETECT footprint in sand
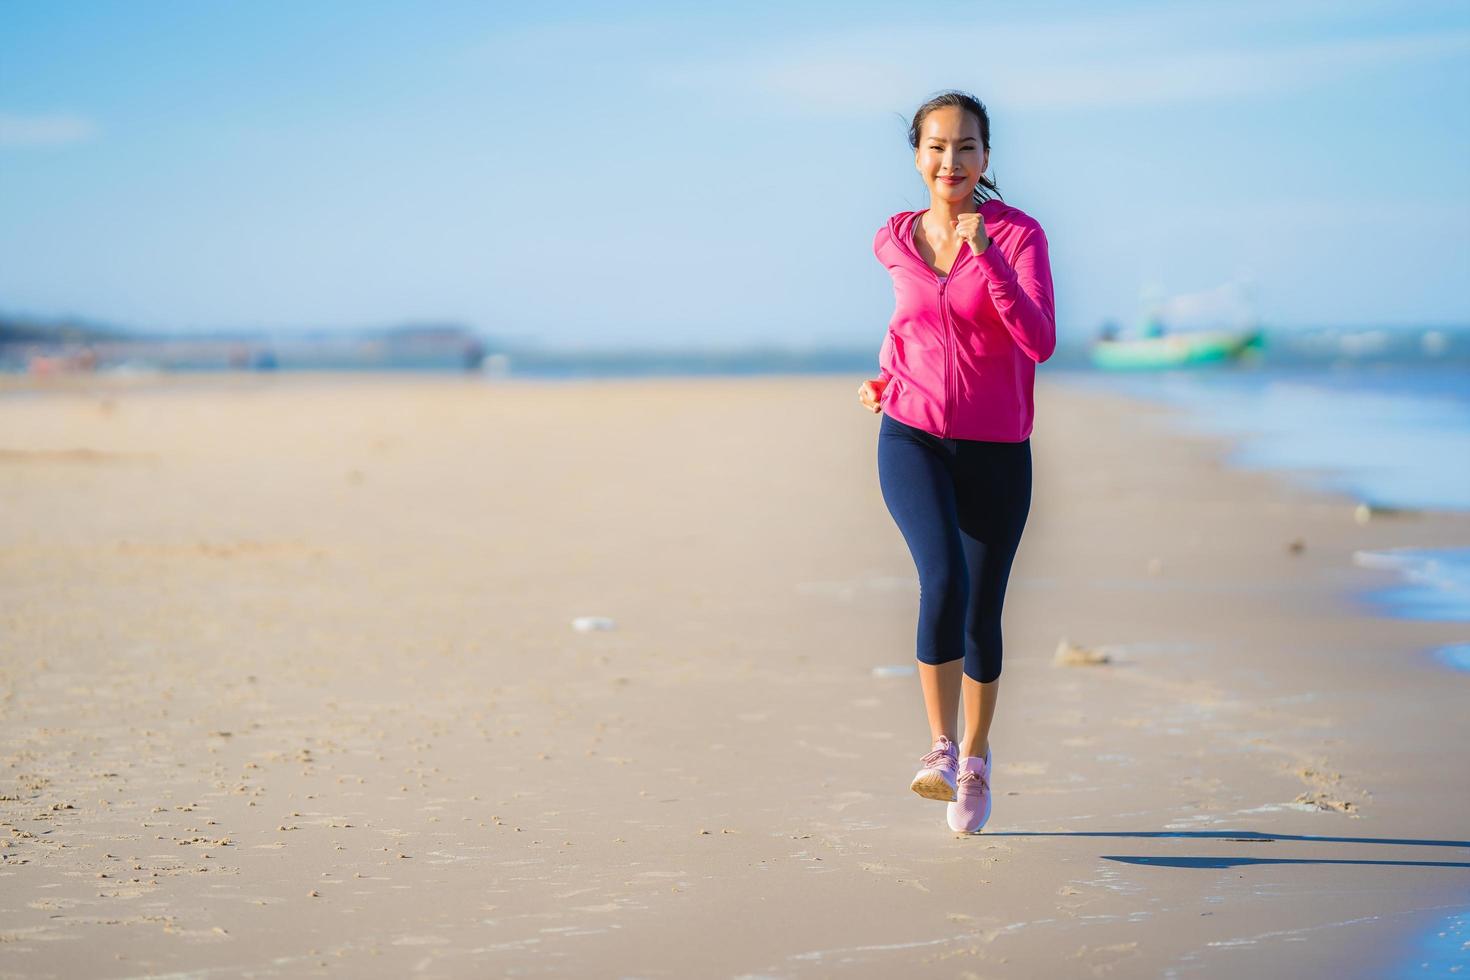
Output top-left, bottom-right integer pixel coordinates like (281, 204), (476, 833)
(796, 740), (861, 760)
(828, 791), (873, 812)
(1071, 941), (1140, 970)
(859, 862), (931, 893)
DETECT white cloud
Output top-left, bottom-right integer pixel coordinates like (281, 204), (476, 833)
(452, 4), (1469, 115)
(647, 13), (1470, 114)
(0, 112), (98, 148)
(999, 31), (1470, 110)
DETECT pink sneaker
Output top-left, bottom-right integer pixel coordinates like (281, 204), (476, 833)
(910, 735), (959, 802)
(947, 749), (993, 833)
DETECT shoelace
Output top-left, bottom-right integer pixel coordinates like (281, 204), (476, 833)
(920, 742), (956, 769)
(957, 768), (990, 791)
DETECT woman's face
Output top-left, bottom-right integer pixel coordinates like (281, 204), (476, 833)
(914, 106), (988, 205)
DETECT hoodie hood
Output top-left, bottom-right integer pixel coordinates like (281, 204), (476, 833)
(885, 198), (1017, 267)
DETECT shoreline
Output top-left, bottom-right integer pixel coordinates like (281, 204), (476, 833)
(1033, 372), (1470, 674)
(2, 372), (1467, 977)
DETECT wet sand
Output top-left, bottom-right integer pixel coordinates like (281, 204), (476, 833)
(2, 371), (1468, 977)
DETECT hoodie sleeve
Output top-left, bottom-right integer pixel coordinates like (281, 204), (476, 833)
(873, 224), (894, 382)
(972, 225), (1056, 363)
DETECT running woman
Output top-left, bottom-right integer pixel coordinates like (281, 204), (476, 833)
(858, 91), (1056, 834)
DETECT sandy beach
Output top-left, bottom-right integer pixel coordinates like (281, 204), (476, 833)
(1, 371), (1467, 978)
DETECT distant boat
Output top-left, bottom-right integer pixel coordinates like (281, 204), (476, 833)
(1091, 328), (1263, 370)
(1092, 279), (1265, 370)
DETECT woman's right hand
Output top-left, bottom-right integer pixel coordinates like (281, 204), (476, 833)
(858, 378), (887, 413)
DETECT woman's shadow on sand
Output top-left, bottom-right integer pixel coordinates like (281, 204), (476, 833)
(985, 830), (1470, 869)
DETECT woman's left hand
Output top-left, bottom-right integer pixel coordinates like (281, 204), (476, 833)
(952, 212), (991, 255)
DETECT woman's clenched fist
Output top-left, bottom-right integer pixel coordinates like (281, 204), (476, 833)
(858, 378), (887, 413)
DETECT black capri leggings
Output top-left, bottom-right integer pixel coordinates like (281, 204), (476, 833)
(877, 412), (1033, 683)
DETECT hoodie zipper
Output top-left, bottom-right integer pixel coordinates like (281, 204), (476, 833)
(904, 213), (959, 438)
(937, 276), (953, 438)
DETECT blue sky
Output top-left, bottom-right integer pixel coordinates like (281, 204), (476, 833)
(1, 0), (1467, 350)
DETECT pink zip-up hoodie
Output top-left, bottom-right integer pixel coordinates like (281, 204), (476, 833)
(873, 197), (1056, 442)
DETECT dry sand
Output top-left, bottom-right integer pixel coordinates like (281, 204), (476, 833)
(1, 372), (1467, 978)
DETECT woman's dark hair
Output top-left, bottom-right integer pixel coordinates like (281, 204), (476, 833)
(908, 90), (1001, 205)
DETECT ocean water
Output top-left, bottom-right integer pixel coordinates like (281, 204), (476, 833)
(1352, 549), (1470, 672)
(1352, 549), (1470, 622)
(1397, 908), (1470, 978)
(1056, 365), (1470, 511)
(1433, 644), (1470, 672)
(1058, 363), (1470, 673)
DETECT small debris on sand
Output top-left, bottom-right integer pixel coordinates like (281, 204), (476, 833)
(1295, 792), (1358, 814)
(1355, 502), (1419, 524)
(1054, 640), (1112, 667)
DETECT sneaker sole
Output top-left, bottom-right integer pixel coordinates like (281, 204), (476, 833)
(910, 770), (957, 802)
